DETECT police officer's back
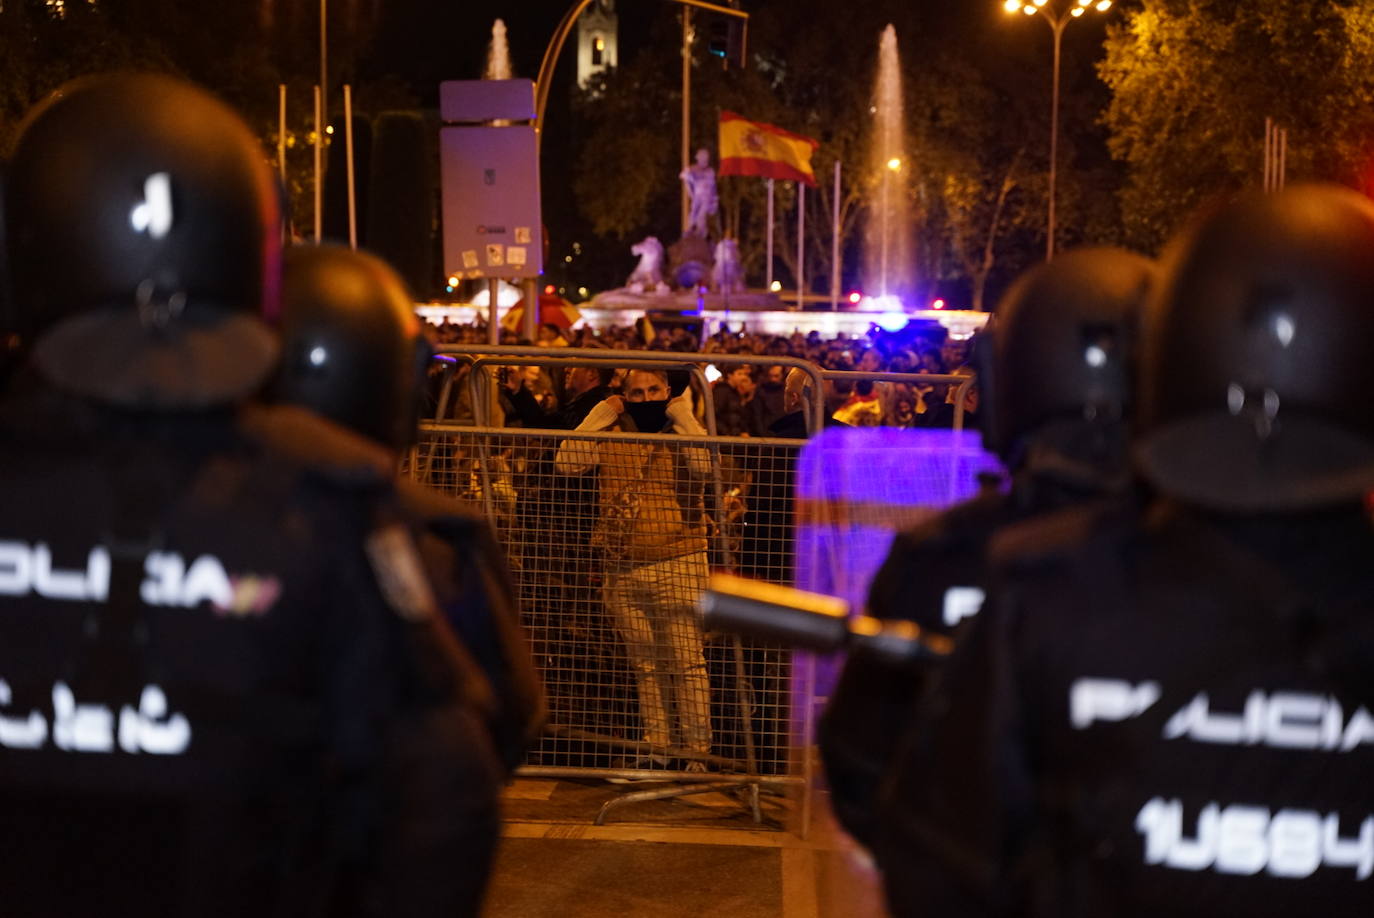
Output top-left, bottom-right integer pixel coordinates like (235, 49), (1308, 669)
(274, 243), (544, 776)
(0, 75), (465, 917)
(876, 185), (1374, 916)
(820, 248), (1154, 846)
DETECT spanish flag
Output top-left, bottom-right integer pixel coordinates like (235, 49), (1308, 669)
(718, 111), (819, 187)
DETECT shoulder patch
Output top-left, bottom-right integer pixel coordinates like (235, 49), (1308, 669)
(365, 524), (440, 622)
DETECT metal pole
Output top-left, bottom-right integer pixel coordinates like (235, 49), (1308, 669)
(1279, 127), (1287, 192)
(522, 277), (538, 341)
(344, 84), (356, 250)
(488, 278), (500, 345)
(831, 160), (841, 310)
(313, 84), (323, 243)
(319, 0), (328, 140)
(681, 7), (692, 236)
(796, 182), (805, 309)
(765, 178), (775, 291)
(277, 84), (287, 187)
(1047, 18), (1063, 262)
(1264, 117), (1272, 192)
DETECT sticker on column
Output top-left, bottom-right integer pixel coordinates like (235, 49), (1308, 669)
(515, 226), (532, 245)
(486, 244), (505, 267)
(462, 250), (480, 269)
(507, 246), (527, 267)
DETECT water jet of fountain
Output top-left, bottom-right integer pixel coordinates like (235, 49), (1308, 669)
(486, 19), (513, 80)
(864, 25), (913, 305)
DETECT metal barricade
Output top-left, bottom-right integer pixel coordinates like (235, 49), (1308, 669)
(411, 418), (808, 825)
(434, 345), (829, 433)
(407, 346), (988, 830)
(819, 369), (977, 433)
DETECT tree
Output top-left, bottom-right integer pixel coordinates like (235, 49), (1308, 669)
(1099, 0), (1374, 251)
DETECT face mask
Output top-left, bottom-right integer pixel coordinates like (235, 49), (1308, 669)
(624, 399), (669, 431)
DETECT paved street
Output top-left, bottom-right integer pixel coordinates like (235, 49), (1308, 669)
(484, 777), (889, 917)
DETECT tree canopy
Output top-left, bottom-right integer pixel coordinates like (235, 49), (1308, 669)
(1099, 0), (1374, 251)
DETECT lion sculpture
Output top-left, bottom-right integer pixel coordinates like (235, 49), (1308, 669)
(626, 236), (668, 294)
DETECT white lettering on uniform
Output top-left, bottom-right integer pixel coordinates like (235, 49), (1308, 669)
(0, 679), (193, 756)
(0, 541), (31, 594)
(0, 542), (109, 602)
(0, 679), (48, 749)
(941, 586), (985, 628)
(1070, 678), (1161, 729)
(52, 682), (115, 753)
(1162, 691), (1374, 752)
(142, 551), (234, 609)
(118, 685), (191, 755)
(1136, 798), (1374, 881)
(141, 551), (183, 605)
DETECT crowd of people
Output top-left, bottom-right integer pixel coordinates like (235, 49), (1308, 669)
(423, 315), (981, 433)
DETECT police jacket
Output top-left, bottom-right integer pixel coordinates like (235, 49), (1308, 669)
(874, 499), (1374, 918)
(823, 470), (1139, 848)
(0, 389), (495, 918)
(821, 427), (1134, 850)
(396, 476), (546, 774)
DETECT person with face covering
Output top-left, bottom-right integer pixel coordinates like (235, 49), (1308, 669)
(553, 369), (714, 771)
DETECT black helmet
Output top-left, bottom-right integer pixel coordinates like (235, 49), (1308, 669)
(275, 244), (430, 450)
(4, 73), (281, 409)
(1136, 184), (1374, 512)
(980, 247), (1154, 466)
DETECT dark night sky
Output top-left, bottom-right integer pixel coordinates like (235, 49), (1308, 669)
(360, 1), (1112, 107)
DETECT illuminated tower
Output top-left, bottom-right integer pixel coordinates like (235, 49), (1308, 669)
(577, 0), (618, 88)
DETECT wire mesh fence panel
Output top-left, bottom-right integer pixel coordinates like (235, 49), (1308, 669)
(410, 424), (802, 783)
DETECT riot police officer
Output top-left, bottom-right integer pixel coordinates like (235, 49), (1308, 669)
(820, 247), (1154, 847)
(274, 242), (544, 775)
(875, 184), (1374, 916)
(0, 74), (490, 917)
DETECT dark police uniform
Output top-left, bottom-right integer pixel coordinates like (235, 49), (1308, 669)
(822, 472), (1146, 847)
(0, 393), (499, 917)
(874, 185), (1374, 917)
(0, 72), (505, 917)
(272, 243), (545, 788)
(821, 247), (1153, 849)
(397, 476), (546, 775)
(876, 500), (1374, 917)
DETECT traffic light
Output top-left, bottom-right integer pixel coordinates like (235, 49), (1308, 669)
(705, 16), (746, 70)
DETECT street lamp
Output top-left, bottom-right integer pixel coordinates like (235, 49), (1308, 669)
(1004, 0), (1114, 261)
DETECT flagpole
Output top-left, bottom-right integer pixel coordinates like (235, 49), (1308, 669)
(831, 160), (841, 311)
(797, 181), (805, 309)
(344, 84), (356, 250)
(765, 178), (775, 293)
(278, 84), (287, 187)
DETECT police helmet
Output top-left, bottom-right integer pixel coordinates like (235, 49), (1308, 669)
(276, 244), (430, 450)
(979, 247), (1154, 463)
(1136, 184), (1374, 512)
(4, 74), (281, 409)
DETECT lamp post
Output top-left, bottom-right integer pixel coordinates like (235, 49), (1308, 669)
(1003, 0), (1114, 261)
